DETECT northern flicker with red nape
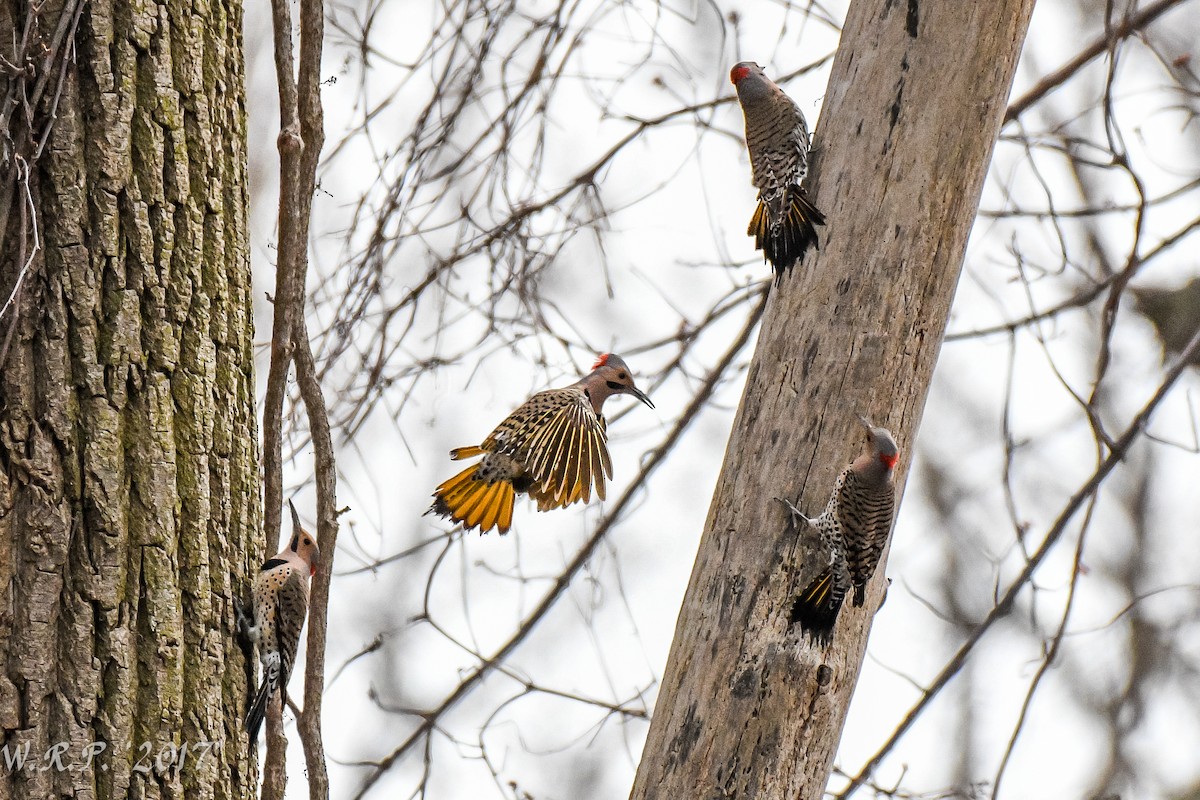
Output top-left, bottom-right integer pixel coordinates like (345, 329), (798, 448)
(428, 354), (654, 535)
(780, 416), (898, 642)
(245, 501), (319, 746)
(730, 61), (826, 283)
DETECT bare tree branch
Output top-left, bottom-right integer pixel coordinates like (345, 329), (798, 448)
(348, 289), (768, 798)
(262, 0), (329, 796)
(837, 325), (1200, 799)
(1003, 0), (1190, 124)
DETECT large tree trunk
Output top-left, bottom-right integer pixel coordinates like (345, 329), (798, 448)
(630, 1), (1035, 798)
(0, 1), (257, 798)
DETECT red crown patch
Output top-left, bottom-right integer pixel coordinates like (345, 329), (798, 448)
(592, 353), (611, 369)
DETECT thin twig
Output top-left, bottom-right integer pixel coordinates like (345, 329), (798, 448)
(262, 0), (329, 796)
(1003, 0), (1189, 124)
(349, 289), (768, 799)
(295, 314), (337, 800)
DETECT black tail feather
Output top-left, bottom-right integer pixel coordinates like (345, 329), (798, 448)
(789, 570), (845, 645)
(750, 187), (826, 284)
(245, 679), (270, 747)
(245, 663), (288, 747)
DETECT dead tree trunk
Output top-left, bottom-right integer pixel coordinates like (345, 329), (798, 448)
(0, 1), (258, 798)
(630, 1), (1035, 798)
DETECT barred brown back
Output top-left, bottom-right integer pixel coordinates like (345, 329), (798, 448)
(835, 468), (896, 606)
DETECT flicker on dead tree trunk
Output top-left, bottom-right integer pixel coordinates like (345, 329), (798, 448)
(632, 2), (1037, 797)
(781, 416), (898, 643)
(730, 61), (826, 283)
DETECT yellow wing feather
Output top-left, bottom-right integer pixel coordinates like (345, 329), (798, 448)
(430, 463), (517, 534)
(521, 394), (609, 510)
(747, 199), (768, 242)
(799, 572), (832, 606)
(434, 387), (615, 532)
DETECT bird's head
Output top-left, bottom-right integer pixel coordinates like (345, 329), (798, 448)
(288, 500), (321, 576)
(729, 61), (776, 106)
(729, 61), (763, 86)
(856, 415), (899, 471)
(588, 353), (654, 409)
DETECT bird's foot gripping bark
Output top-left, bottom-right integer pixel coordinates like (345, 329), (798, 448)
(233, 596), (259, 715)
(234, 596), (258, 645)
(774, 496), (814, 531)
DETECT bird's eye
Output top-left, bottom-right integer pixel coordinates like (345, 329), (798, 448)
(618, 372), (627, 380)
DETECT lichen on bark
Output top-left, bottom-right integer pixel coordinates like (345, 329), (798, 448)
(0, 1), (258, 798)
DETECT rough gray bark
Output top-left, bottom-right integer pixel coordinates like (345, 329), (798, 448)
(0, 1), (257, 798)
(629, 1), (1036, 798)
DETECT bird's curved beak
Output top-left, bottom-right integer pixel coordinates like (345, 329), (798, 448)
(288, 499), (303, 533)
(630, 385), (654, 409)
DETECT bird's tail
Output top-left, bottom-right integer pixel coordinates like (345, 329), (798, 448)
(246, 656), (287, 747)
(748, 187), (826, 283)
(245, 678), (271, 746)
(789, 570), (844, 644)
(428, 463), (516, 534)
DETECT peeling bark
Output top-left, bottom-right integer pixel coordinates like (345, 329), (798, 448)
(0, 1), (257, 798)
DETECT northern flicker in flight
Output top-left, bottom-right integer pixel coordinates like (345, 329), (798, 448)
(245, 501), (319, 746)
(730, 61), (826, 283)
(780, 416), (898, 642)
(428, 354), (654, 535)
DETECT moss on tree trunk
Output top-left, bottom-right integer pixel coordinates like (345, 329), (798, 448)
(0, 0), (258, 797)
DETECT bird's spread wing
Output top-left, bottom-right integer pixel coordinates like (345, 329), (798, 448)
(479, 390), (560, 456)
(522, 392), (609, 508)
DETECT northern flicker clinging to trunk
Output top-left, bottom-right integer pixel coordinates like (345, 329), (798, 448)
(777, 496), (851, 645)
(428, 354), (654, 535)
(730, 61), (826, 283)
(781, 416), (898, 642)
(245, 501), (319, 746)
